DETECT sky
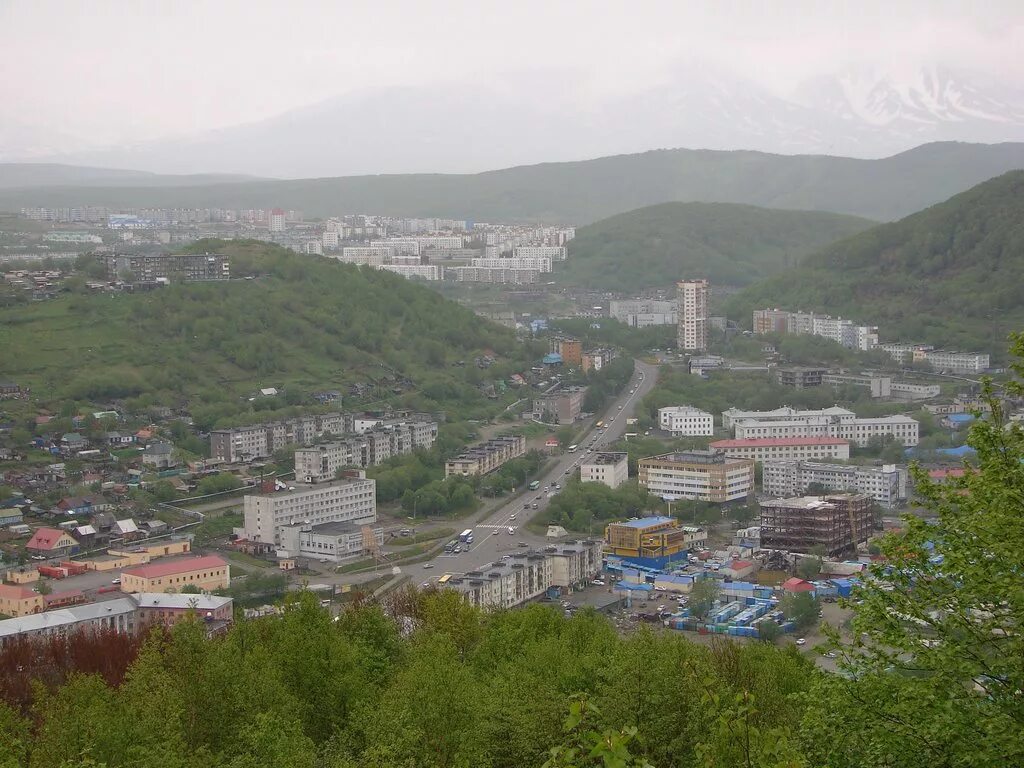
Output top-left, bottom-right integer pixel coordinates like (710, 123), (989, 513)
(1, 0), (1022, 148)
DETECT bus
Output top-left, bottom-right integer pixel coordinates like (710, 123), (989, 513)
(437, 574), (453, 585)
(567, 445), (578, 453)
(595, 420), (604, 429)
(528, 480), (540, 491)
(459, 529), (474, 544)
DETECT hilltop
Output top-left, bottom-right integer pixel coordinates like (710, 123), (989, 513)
(0, 142), (1022, 223)
(0, 241), (533, 426)
(556, 202), (874, 291)
(0, 163), (260, 189)
(725, 171), (1024, 357)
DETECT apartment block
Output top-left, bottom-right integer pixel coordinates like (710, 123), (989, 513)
(658, 406), (714, 436)
(377, 264), (442, 280)
(549, 338), (583, 367)
(762, 459), (907, 508)
(638, 450), (755, 503)
(241, 475), (377, 545)
(120, 555), (230, 594)
(513, 245), (567, 261)
(923, 350), (990, 374)
(677, 279), (709, 352)
(532, 386), (585, 425)
(710, 437), (851, 462)
(723, 406), (919, 447)
(445, 435), (527, 478)
(776, 367), (828, 389)
(889, 381), (941, 400)
(609, 299), (677, 328)
(102, 253), (230, 282)
(294, 419), (438, 482)
(580, 452), (629, 489)
(447, 266), (540, 284)
(752, 309), (878, 351)
(759, 493), (874, 555)
(210, 413), (347, 463)
(336, 246), (393, 266)
(279, 520), (384, 563)
(470, 257), (552, 272)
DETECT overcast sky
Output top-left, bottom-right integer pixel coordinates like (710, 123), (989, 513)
(1, 0), (1022, 147)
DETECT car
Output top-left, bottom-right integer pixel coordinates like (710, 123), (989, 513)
(796, 638), (807, 646)
(564, 469), (571, 475)
(592, 580), (605, 586)
(422, 563), (434, 569)
(824, 651), (837, 658)
(518, 541), (528, 547)
(507, 526), (515, 534)
(509, 513), (517, 520)
(30, 555), (46, 561)
(656, 605), (666, 612)
(654, 585), (667, 592)
(111, 578), (121, 585)
(531, 503), (539, 509)
(523, 503), (530, 509)
(536, 495), (543, 500)
(554, 483), (561, 489)
(617, 405), (622, 410)
(452, 545), (461, 553)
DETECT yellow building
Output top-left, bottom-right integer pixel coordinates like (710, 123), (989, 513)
(605, 516), (690, 561)
(120, 555), (230, 594)
(0, 584), (45, 617)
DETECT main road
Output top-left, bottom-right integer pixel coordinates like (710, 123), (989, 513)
(406, 357), (660, 584)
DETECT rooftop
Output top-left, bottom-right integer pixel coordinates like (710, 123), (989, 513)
(122, 554), (228, 580)
(583, 452), (627, 466)
(0, 597), (138, 639)
(612, 516), (674, 529)
(133, 593), (233, 611)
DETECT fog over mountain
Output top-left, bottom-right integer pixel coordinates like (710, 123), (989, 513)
(10, 63), (1024, 179)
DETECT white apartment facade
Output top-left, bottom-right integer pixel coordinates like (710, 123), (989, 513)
(294, 420), (438, 482)
(210, 413), (347, 463)
(638, 450), (755, 503)
(710, 437), (852, 462)
(677, 279), (709, 352)
(723, 406), (919, 447)
(336, 247), (394, 266)
(580, 452), (629, 489)
(241, 476), (377, 545)
(513, 245), (567, 261)
(658, 406), (714, 436)
(761, 459), (907, 509)
(278, 519), (384, 563)
(470, 257), (552, 272)
(447, 266), (540, 284)
(609, 299), (677, 328)
(377, 264), (442, 280)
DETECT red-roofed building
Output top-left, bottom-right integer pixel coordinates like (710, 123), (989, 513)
(722, 559), (758, 580)
(709, 436), (850, 462)
(928, 468), (968, 483)
(43, 589), (87, 609)
(781, 577), (816, 593)
(0, 584), (45, 617)
(120, 555), (230, 594)
(26, 527), (80, 558)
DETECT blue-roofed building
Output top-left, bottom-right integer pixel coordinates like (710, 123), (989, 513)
(542, 352), (562, 365)
(941, 413), (976, 429)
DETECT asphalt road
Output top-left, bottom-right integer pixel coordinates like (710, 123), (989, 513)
(409, 358), (660, 586)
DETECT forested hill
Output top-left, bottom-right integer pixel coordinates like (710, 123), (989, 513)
(1, 141), (1023, 223)
(556, 202), (874, 291)
(724, 171), (1024, 358)
(0, 241), (534, 426)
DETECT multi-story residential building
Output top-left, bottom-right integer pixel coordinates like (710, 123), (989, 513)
(677, 279), (709, 352)
(335, 246), (394, 266)
(120, 555), (231, 594)
(710, 437), (851, 462)
(269, 209), (286, 232)
(293, 419), (438, 482)
(890, 381), (941, 400)
(608, 299), (677, 327)
(723, 406), (919, 446)
(445, 435), (527, 477)
(923, 350), (990, 374)
(760, 493), (874, 555)
(752, 308), (792, 335)
(321, 230), (340, 249)
(470, 257), (552, 272)
(776, 367), (828, 390)
(580, 452), (629, 489)
(762, 460), (907, 508)
(532, 386), (585, 425)
(102, 253), (230, 282)
(513, 245), (567, 261)
(821, 373), (892, 398)
(279, 519), (384, 563)
(240, 475), (377, 545)
(752, 309), (878, 351)
(134, 593), (234, 633)
(209, 413), (347, 463)
(658, 406), (714, 436)
(638, 450), (755, 503)
(549, 338), (583, 367)
(446, 266), (540, 284)
(376, 264), (442, 280)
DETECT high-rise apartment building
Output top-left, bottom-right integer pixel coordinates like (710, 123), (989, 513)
(677, 279), (709, 352)
(269, 209), (286, 233)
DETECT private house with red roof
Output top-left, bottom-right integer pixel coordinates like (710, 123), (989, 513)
(0, 584), (45, 617)
(120, 555), (230, 594)
(781, 577), (816, 593)
(26, 527), (80, 558)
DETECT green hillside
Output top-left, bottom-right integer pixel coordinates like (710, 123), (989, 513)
(0, 241), (535, 426)
(557, 202), (874, 290)
(1, 142), (1022, 223)
(725, 171), (1024, 359)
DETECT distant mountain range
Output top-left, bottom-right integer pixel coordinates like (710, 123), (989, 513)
(556, 203), (874, 291)
(1, 141), (1022, 224)
(0, 163), (260, 189)
(6, 64), (1024, 178)
(725, 170), (1024, 358)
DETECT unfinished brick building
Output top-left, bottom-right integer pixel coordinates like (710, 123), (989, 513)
(759, 493), (873, 556)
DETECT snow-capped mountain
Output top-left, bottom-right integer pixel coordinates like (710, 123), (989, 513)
(10, 64), (1024, 177)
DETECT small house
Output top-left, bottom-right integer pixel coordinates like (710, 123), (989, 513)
(26, 527), (80, 558)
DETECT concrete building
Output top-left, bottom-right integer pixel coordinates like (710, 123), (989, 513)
(658, 406), (714, 436)
(447, 266), (540, 284)
(241, 475), (377, 545)
(677, 279), (709, 352)
(336, 246), (393, 266)
(723, 406), (919, 447)
(470, 257), (552, 272)
(821, 373), (892, 398)
(0, 584), (45, 617)
(609, 299), (677, 328)
(776, 367), (828, 390)
(580, 452), (629, 489)
(532, 386), (585, 425)
(134, 593), (234, 634)
(759, 493), (874, 555)
(269, 208), (286, 232)
(605, 517), (703, 567)
(377, 264), (442, 280)
(294, 419), (437, 482)
(445, 435), (527, 478)
(549, 338), (583, 367)
(752, 309), (878, 351)
(102, 253), (230, 282)
(710, 437), (851, 462)
(890, 381), (941, 400)
(513, 245), (567, 261)
(120, 555), (230, 594)
(210, 412), (347, 463)
(638, 450), (754, 503)
(279, 520), (384, 563)
(762, 460), (907, 508)
(923, 350), (990, 374)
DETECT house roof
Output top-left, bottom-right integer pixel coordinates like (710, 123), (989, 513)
(74, 525), (97, 536)
(0, 583), (39, 600)
(928, 468), (967, 480)
(27, 527), (76, 550)
(122, 555), (228, 580)
(115, 519), (139, 534)
(711, 437), (849, 448)
(782, 577), (816, 592)
(133, 593), (233, 611)
(44, 589), (84, 605)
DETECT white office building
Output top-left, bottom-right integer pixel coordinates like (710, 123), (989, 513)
(241, 476), (376, 545)
(580, 452), (629, 489)
(722, 406), (918, 447)
(762, 459), (907, 509)
(658, 406), (714, 436)
(609, 299), (677, 328)
(677, 280), (709, 352)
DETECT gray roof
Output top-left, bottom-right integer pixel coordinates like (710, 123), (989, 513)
(133, 593), (232, 611)
(0, 597), (137, 639)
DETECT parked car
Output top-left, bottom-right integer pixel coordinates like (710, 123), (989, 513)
(111, 578), (121, 585)
(422, 563), (434, 569)
(796, 638), (807, 646)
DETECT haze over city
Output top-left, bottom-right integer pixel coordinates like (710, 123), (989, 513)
(2, 0), (1023, 176)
